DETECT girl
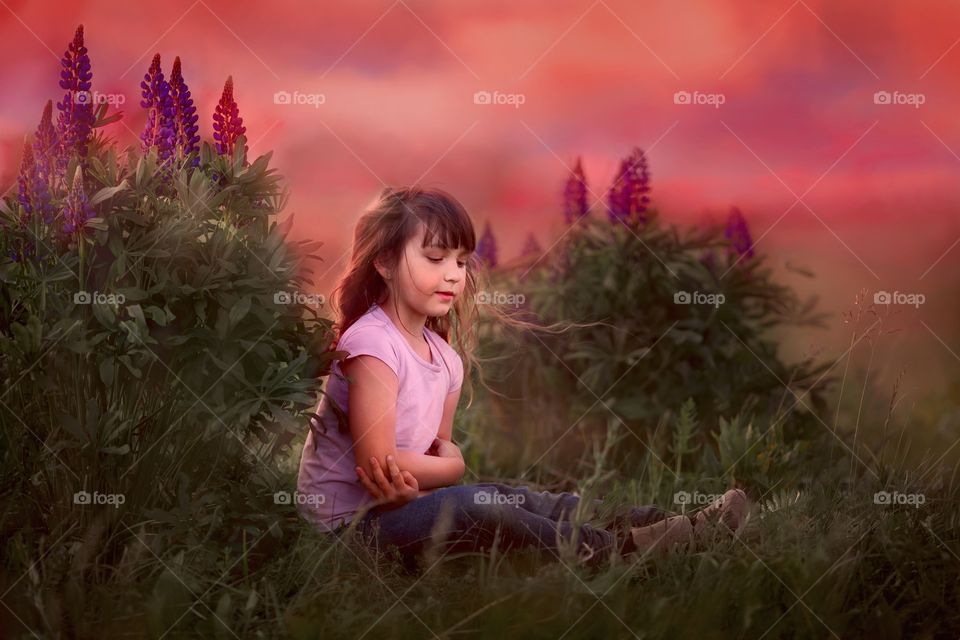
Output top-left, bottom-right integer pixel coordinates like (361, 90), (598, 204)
(296, 185), (750, 572)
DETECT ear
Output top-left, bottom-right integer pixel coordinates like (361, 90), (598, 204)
(373, 254), (392, 280)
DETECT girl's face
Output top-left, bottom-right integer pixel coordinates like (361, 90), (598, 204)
(386, 223), (470, 318)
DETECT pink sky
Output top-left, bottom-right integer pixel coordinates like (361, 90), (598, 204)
(2, 0), (960, 393)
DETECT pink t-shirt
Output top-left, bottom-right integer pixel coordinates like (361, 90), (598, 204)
(296, 302), (464, 531)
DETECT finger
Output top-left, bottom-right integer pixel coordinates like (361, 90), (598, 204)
(356, 466), (383, 499)
(356, 465), (375, 493)
(370, 457), (393, 493)
(401, 470), (419, 490)
(386, 455), (405, 490)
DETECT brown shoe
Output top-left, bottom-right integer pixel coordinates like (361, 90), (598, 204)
(692, 489), (749, 539)
(629, 514), (694, 556)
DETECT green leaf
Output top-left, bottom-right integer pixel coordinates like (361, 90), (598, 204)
(99, 444), (130, 455)
(116, 287), (148, 302)
(233, 134), (248, 172)
(94, 111), (124, 128)
(91, 301), (117, 328)
(99, 358), (115, 387)
(228, 295), (252, 327)
(118, 355), (142, 379)
(90, 180), (130, 205)
(142, 305), (171, 326)
(85, 217), (109, 231)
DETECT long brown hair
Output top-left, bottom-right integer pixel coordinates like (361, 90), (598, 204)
(329, 184), (594, 410)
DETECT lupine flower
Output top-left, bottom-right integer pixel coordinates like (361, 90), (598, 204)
(213, 76), (247, 159)
(33, 100), (59, 190)
(563, 157), (589, 225)
(475, 221), (498, 268)
(8, 241), (35, 263)
(169, 56), (200, 167)
(17, 139), (55, 227)
(140, 53), (176, 167)
(55, 25), (94, 173)
(520, 232), (542, 257)
(724, 207), (755, 259)
(63, 166), (94, 234)
(607, 147), (651, 227)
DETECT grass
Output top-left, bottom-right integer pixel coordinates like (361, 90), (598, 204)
(2, 407), (958, 639)
(2, 290), (958, 638)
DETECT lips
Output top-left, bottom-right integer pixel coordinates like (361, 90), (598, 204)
(436, 291), (454, 299)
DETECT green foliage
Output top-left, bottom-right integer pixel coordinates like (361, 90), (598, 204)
(2, 100), (957, 640)
(0, 131), (335, 588)
(476, 211), (833, 483)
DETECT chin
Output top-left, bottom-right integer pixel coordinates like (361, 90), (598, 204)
(428, 303), (452, 317)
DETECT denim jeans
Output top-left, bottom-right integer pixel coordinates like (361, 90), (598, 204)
(354, 482), (667, 571)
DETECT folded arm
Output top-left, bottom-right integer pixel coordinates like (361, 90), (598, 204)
(394, 447), (464, 490)
(396, 379), (465, 489)
(343, 355), (464, 503)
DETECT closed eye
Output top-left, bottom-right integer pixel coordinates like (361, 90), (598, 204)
(428, 257), (467, 268)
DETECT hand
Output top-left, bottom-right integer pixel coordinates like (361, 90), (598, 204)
(355, 455), (420, 510)
(428, 437), (463, 460)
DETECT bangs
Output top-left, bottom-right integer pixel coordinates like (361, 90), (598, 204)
(411, 190), (476, 253)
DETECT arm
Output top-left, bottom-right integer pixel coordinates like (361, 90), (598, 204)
(342, 355), (419, 507)
(394, 449), (463, 489)
(437, 384), (461, 442)
(394, 384), (466, 489)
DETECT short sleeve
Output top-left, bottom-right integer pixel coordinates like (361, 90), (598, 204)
(338, 325), (400, 379)
(447, 351), (464, 394)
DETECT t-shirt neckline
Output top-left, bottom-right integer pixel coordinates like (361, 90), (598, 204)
(371, 303), (442, 371)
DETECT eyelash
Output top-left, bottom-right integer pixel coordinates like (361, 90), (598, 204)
(428, 257), (466, 268)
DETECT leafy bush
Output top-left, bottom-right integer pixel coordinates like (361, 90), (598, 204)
(0, 25), (336, 632)
(475, 208), (833, 486)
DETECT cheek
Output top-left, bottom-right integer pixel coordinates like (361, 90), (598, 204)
(407, 261), (441, 288)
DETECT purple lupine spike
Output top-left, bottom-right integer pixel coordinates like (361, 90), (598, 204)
(724, 207), (755, 259)
(475, 221), (498, 268)
(169, 56), (200, 167)
(140, 53), (176, 167)
(55, 25), (94, 174)
(607, 147), (651, 227)
(63, 165), (94, 234)
(520, 232), (542, 257)
(563, 157), (589, 225)
(33, 100), (59, 189)
(213, 76), (247, 159)
(17, 139), (55, 227)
